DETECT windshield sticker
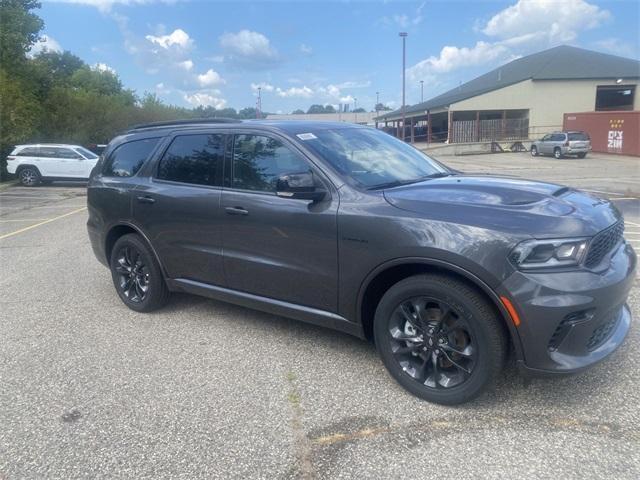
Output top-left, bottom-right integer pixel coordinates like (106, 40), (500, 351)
(296, 133), (317, 140)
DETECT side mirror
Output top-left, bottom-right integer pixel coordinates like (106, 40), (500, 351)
(276, 171), (326, 201)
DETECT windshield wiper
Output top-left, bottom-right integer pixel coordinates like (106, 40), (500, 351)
(367, 172), (454, 190)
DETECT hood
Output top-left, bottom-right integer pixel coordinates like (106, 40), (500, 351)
(383, 175), (621, 238)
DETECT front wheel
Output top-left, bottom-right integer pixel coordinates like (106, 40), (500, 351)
(554, 147), (563, 159)
(577, 153), (587, 159)
(110, 233), (169, 312)
(530, 145), (538, 156)
(374, 274), (507, 405)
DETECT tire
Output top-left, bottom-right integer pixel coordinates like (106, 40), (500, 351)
(553, 147), (562, 159)
(18, 166), (41, 186)
(577, 153), (587, 159)
(374, 274), (507, 405)
(109, 233), (169, 312)
(530, 145), (538, 156)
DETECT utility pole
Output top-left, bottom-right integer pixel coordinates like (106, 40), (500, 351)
(375, 91), (380, 128)
(399, 32), (408, 141)
(420, 80), (424, 103)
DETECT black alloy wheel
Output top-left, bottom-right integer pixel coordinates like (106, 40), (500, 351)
(388, 297), (476, 389)
(114, 245), (150, 303)
(374, 274), (507, 405)
(530, 145), (538, 156)
(110, 233), (169, 312)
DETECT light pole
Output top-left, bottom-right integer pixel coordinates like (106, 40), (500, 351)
(354, 97), (357, 124)
(256, 86), (262, 119)
(399, 32), (408, 141)
(420, 80), (424, 103)
(375, 91), (380, 128)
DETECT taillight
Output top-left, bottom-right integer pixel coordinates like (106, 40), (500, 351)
(6, 156), (17, 161)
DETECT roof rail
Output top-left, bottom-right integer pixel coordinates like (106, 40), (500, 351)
(129, 117), (240, 130)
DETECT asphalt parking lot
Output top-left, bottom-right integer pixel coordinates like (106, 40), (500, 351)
(1, 152), (639, 479)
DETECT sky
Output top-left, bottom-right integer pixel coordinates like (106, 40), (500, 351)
(34, 0), (640, 113)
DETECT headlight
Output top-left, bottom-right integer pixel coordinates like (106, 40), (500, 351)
(510, 238), (589, 269)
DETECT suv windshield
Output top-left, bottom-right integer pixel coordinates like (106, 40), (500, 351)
(299, 127), (447, 188)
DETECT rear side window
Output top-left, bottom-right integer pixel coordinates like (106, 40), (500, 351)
(16, 147), (39, 157)
(39, 147), (59, 158)
(568, 132), (589, 141)
(103, 138), (160, 177)
(156, 134), (224, 186)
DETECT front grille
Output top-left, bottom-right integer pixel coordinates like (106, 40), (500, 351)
(585, 221), (624, 268)
(586, 313), (619, 351)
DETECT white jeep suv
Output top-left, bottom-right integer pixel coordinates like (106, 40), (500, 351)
(6, 144), (100, 186)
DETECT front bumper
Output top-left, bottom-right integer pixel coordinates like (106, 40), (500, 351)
(499, 241), (636, 374)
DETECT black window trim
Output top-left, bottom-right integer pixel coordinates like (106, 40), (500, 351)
(150, 130), (227, 190)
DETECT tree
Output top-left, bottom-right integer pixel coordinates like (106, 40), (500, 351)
(353, 107), (366, 113)
(291, 109), (305, 115)
(0, 0), (43, 69)
(307, 104), (326, 114)
(374, 103), (392, 111)
(323, 104), (336, 113)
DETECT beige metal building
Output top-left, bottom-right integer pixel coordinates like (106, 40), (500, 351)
(376, 45), (640, 143)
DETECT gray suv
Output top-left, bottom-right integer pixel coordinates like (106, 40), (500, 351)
(87, 119), (635, 405)
(531, 131), (591, 159)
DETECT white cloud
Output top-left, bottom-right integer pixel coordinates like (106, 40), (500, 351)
(155, 82), (170, 94)
(92, 62), (116, 74)
(28, 34), (62, 57)
(482, 0), (610, 44)
(276, 86), (314, 98)
(197, 69), (225, 87)
(219, 30), (278, 59)
(145, 28), (192, 50)
(339, 95), (355, 104)
(592, 38), (635, 57)
(251, 82), (275, 92)
(184, 91), (227, 109)
(378, 1), (426, 29)
(408, 41), (510, 81)
(47, 1), (179, 13)
(177, 59), (193, 71)
(299, 43), (313, 55)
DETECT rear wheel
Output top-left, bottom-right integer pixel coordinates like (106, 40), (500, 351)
(110, 234), (169, 312)
(553, 147), (562, 159)
(530, 145), (538, 156)
(18, 167), (41, 186)
(374, 274), (507, 405)
(577, 153), (587, 159)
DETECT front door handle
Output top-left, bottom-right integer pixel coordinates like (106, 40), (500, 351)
(225, 206), (249, 216)
(137, 196), (156, 204)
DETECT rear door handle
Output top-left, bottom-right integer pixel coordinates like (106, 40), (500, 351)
(225, 206), (249, 216)
(136, 196), (156, 204)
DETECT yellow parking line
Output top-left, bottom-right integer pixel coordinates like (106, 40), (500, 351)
(0, 207), (87, 240)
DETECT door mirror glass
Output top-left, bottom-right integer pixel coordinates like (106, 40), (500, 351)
(276, 171), (326, 201)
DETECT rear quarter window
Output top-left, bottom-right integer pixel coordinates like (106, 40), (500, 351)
(568, 132), (589, 141)
(103, 138), (160, 177)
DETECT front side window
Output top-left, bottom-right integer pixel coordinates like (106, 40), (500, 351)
(295, 127), (446, 189)
(74, 147), (99, 159)
(157, 134), (224, 186)
(232, 135), (310, 192)
(57, 148), (82, 159)
(103, 138), (160, 177)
